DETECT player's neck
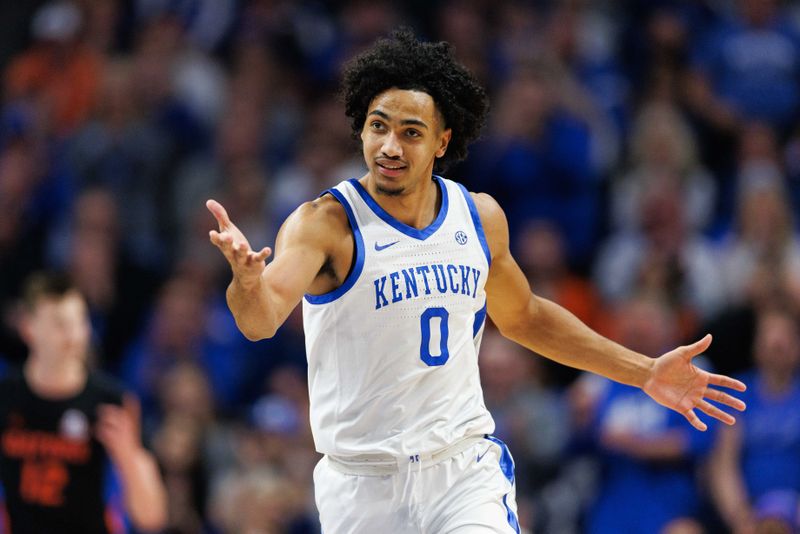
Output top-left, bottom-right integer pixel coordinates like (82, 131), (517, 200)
(24, 355), (88, 399)
(364, 174), (441, 230)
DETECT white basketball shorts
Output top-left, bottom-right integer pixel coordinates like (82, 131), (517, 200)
(313, 434), (521, 533)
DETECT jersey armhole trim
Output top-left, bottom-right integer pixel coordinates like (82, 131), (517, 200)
(304, 188), (365, 305)
(456, 183), (492, 267)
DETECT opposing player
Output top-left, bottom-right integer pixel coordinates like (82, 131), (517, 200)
(207, 29), (746, 533)
(0, 272), (167, 533)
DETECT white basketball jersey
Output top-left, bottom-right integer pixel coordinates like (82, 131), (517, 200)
(302, 176), (495, 458)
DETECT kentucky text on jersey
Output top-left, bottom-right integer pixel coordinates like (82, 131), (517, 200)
(373, 263), (482, 309)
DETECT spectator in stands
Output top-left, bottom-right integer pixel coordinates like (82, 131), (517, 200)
(4, 1), (104, 137)
(119, 273), (257, 417)
(717, 157), (800, 307)
(585, 295), (715, 534)
(610, 101), (716, 234)
(595, 177), (725, 325)
(478, 329), (569, 530)
(687, 0), (800, 135)
(46, 187), (160, 369)
(710, 306), (800, 534)
(466, 64), (603, 267)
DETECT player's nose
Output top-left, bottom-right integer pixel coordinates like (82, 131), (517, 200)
(380, 131), (402, 157)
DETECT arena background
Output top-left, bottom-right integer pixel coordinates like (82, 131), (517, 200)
(1, 0), (800, 532)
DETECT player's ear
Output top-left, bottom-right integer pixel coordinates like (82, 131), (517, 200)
(436, 128), (452, 159)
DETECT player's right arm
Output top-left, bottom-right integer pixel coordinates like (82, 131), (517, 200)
(207, 196), (344, 340)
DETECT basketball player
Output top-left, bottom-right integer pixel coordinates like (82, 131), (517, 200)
(207, 29), (746, 533)
(0, 272), (167, 533)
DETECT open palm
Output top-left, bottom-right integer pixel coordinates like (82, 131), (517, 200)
(207, 199), (272, 288)
(643, 334), (747, 431)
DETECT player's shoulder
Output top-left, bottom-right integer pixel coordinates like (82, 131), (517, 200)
(463, 189), (507, 237)
(283, 190), (351, 239)
(301, 191), (349, 221)
(467, 190), (502, 214)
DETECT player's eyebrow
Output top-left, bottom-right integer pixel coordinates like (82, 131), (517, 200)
(368, 109), (429, 129)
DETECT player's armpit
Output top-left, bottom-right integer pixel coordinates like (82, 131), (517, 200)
(470, 191), (538, 337)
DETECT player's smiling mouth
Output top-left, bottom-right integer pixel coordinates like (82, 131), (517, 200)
(376, 160), (407, 177)
(376, 161), (406, 170)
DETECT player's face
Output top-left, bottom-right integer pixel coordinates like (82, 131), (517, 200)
(23, 292), (91, 363)
(361, 88), (452, 196)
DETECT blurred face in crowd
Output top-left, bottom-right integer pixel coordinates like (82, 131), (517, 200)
(516, 221), (566, 279)
(361, 88), (451, 196)
(22, 291), (91, 364)
(754, 311), (800, 377)
(494, 73), (553, 138)
(739, 185), (791, 247)
(614, 298), (677, 357)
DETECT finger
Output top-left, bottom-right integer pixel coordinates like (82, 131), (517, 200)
(95, 423), (125, 454)
(95, 424), (111, 444)
(251, 246), (272, 263)
(95, 419), (121, 443)
(707, 373), (747, 392)
(209, 230), (234, 252)
(123, 394), (141, 429)
(704, 388), (746, 411)
(245, 249), (270, 266)
(697, 399), (735, 425)
(95, 416), (118, 433)
(233, 241), (251, 263)
(209, 232), (239, 267)
(682, 334), (712, 361)
(682, 409), (707, 431)
(97, 403), (122, 418)
(206, 199), (232, 230)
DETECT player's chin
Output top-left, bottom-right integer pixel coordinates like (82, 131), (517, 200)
(376, 183), (405, 197)
(372, 171), (405, 196)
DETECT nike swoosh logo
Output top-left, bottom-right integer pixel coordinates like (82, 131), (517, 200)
(374, 240), (400, 251)
(476, 446), (492, 463)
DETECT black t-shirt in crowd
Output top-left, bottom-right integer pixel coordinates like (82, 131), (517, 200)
(0, 368), (125, 534)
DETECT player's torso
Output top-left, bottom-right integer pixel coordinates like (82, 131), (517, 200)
(0, 371), (122, 534)
(302, 176), (495, 457)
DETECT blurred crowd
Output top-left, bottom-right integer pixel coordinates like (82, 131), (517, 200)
(2, 0), (800, 532)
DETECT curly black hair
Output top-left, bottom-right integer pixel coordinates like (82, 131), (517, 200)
(340, 28), (489, 172)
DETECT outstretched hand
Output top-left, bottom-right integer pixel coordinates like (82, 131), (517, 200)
(207, 199), (272, 288)
(643, 334), (746, 431)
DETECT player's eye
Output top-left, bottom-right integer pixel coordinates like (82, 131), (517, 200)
(406, 129), (421, 137)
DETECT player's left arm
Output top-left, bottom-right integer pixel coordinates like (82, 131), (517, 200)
(474, 192), (746, 430)
(96, 395), (167, 532)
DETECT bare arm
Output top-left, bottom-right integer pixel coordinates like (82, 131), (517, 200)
(207, 197), (343, 340)
(709, 424), (755, 532)
(475, 192), (746, 430)
(96, 396), (167, 532)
